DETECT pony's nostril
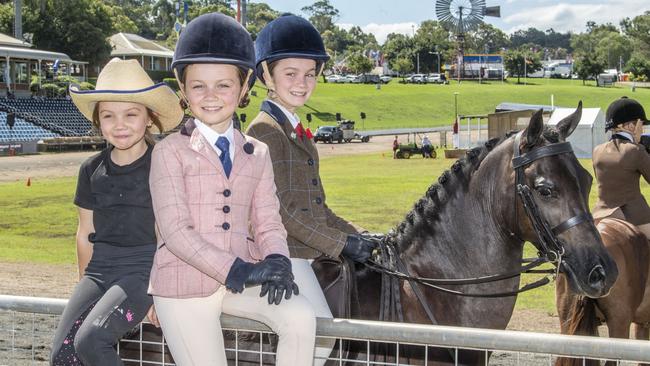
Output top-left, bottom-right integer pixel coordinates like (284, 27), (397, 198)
(588, 264), (606, 288)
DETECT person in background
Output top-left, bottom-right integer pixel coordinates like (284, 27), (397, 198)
(393, 135), (399, 158)
(593, 96), (650, 241)
(422, 135), (433, 158)
(452, 118), (459, 148)
(50, 58), (183, 366)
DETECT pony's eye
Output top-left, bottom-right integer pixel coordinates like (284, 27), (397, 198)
(537, 186), (553, 198)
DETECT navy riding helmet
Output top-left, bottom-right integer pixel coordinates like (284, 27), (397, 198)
(605, 96), (649, 131)
(172, 12), (256, 88)
(255, 13), (330, 84)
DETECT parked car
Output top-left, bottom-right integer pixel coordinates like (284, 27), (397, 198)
(358, 74), (381, 84)
(407, 74), (427, 83)
(379, 75), (392, 83)
(345, 74), (361, 83)
(427, 73), (446, 84)
(325, 74), (346, 83)
(314, 126), (344, 143)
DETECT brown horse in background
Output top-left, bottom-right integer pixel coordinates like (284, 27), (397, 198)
(556, 218), (650, 366)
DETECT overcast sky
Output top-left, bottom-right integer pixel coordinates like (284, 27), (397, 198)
(260, 0), (650, 44)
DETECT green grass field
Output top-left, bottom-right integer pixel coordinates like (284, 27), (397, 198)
(3, 149), (649, 314)
(239, 79), (650, 130)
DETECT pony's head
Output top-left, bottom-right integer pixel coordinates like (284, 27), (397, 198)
(512, 102), (617, 298)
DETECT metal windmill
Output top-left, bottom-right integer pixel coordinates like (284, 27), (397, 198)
(435, 0), (501, 79)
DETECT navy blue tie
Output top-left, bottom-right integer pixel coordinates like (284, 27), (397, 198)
(216, 136), (232, 178)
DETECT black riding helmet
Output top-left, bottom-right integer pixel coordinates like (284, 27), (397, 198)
(605, 96), (648, 131)
(172, 12), (256, 88)
(255, 13), (330, 85)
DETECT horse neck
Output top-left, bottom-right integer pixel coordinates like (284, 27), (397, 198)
(397, 138), (524, 278)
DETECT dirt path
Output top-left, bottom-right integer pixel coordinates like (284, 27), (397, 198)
(0, 136), (397, 183)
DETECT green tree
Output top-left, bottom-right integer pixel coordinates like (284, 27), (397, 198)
(301, 0), (339, 33)
(625, 55), (650, 80)
(25, 0), (114, 66)
(392, 57), (413, 77)
(503, 48), (542, 84)
(573, 53), (606, 85)
(346, 53), (373, 75)
(245, 2), (279, 39)
(621, 11), (650, 58)
(595, 32), (632, 70)
(466, 23), (510, 53)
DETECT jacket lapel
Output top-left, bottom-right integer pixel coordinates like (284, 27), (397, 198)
(229, 131), (252, 179)
(181, 117), (228, 178)
(261, 100), (315, 156)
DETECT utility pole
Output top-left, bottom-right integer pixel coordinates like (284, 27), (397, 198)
(14, 0), (22, 41)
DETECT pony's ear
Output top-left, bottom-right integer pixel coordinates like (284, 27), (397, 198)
(525, 109), (544, 147)
(557, 101), (582, 140)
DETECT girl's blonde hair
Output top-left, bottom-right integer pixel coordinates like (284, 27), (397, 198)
(92, 103), (163, 145)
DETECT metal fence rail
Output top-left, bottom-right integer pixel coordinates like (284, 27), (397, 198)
(3, 294), (650, 365)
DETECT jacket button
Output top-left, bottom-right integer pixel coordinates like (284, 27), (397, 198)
(307, 158), (314, 166)
(315, 197), (322, 204)
(223, 205), (230, 213)
(223, 189), (231, 197)
(222, 222), (230, 230)
(312, 178), (318, 186)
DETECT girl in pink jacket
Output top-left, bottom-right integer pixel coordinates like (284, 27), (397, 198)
(148, 13), (316, 366)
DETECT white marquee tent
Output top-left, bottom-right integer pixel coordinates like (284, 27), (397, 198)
(547, 107), (607, 158)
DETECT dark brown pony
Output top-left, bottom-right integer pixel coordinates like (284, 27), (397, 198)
(311, 104), (618, 365)
(555, 218), (650, 366)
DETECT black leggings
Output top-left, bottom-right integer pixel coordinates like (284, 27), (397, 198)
(50, 274), (152, 366)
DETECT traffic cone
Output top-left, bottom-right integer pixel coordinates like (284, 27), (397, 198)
(26, 177), (31, 187)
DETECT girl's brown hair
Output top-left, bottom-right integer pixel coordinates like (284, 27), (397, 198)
(92, 103), (163, 145)
(178, 65), (250, 108)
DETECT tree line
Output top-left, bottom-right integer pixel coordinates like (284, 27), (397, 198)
(0, 0), (648, 82)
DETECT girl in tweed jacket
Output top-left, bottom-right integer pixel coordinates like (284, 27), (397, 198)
(148, 13), (316, 366)
(246, 14), (378, 366)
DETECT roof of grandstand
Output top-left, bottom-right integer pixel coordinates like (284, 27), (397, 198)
(0, 33), (86, 64)
(109, 33), (173, 58)
(0, 33), (31, 48)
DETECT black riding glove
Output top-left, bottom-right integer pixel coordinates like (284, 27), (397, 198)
(341, 235), (377, 263)
(260, 274), (300, 305)
(225, 254), (292, 294)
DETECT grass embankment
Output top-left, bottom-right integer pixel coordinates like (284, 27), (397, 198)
(1, 150), (649, 313)
(240, 79), (650, 130)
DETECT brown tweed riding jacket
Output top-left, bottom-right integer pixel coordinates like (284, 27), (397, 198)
(246, 100), (360, 259)
(592, 136), (650, 226)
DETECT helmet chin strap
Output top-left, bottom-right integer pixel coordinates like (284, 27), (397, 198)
(173, 68), (189, 107)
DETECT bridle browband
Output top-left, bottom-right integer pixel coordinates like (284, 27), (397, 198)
(511, 130), (593, 265)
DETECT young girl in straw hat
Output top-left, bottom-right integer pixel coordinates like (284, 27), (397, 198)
(50, 58), (183, 366)
(148, 12), (316, 365)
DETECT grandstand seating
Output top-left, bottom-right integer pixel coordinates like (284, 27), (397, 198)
(0, 97), (93, 137)
(0, 112), (61, 142)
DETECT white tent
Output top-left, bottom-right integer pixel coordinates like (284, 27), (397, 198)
(547, 107), (607, 158)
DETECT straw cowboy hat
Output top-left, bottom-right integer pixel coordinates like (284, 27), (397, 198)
(70, 58), (183, 133)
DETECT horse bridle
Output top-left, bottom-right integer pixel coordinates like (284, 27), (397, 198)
(511, 131), (593, 267)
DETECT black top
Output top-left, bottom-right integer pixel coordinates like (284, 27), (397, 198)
(74, 145), (156, 247)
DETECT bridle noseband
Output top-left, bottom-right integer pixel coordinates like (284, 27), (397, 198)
(511, 131), (593, 266)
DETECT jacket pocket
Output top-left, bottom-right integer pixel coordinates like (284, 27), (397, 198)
(246, 237), (263, 261)
(154, 244), (177, 266)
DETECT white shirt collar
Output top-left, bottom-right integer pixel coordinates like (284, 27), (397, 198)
(614, 131), (634, 142)
(194, 118), (235, 160)
(267, 100), (300, 129)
